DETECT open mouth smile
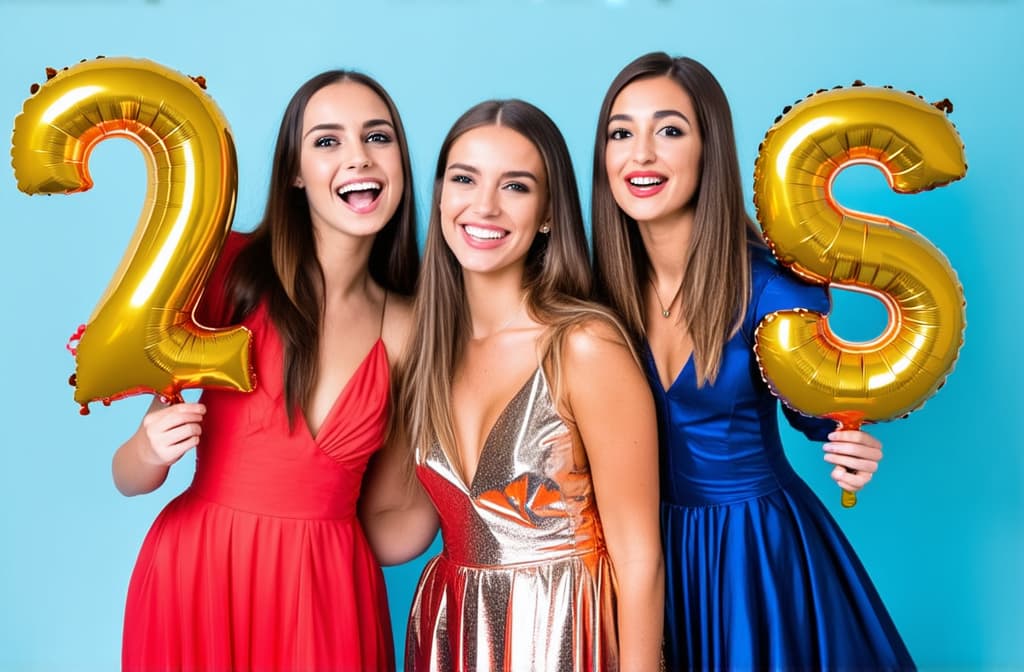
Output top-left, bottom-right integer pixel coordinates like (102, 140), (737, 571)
(337, 180), (383, 213)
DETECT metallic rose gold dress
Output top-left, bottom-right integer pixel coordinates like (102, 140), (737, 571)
(406, 367), (619, 672)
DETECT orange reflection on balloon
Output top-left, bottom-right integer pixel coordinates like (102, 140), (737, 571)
(752, 85), (967, 506)
(11, 57), (254, 412)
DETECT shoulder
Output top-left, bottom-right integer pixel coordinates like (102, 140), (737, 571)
(748, 244), (829, 317)
(382, 292), (415, 365)
(196, 230), (254, 326)
(559, 312), (636, 373)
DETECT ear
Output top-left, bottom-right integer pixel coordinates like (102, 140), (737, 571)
(294, 176), (305, 189)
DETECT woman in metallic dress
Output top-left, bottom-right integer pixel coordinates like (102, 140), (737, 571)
(361, 99), (664, 672)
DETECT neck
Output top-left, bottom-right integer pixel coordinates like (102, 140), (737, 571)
(314, 227), (377, 302)
(636, 209), (693, 287)
(463, 267), (527, 340)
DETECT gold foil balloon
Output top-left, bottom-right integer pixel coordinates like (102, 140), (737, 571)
(11, 57), (254, 413)
(752, 84), (967, 507)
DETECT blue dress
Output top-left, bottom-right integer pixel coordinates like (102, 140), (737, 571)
(651, 246), (915, 671)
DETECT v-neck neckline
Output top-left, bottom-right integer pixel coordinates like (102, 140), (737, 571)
(453, 366), (541, 491)
(646, 342), (693, 395)
(303, 338), (385, 442)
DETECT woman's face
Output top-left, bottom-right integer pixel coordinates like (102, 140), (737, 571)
(439, 124), (549, 278)
(604, 75), (703, 226)
(295, 80), (404, 241)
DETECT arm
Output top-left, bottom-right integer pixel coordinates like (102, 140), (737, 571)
(111, 398), (206, 496)
(563, 321), (664, 672)
(357, 291), (441, 566)
(358, 427), (439, 566)
(753, 264), (886, 493)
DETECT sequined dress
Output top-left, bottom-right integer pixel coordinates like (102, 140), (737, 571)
(405, 367), (619, 672)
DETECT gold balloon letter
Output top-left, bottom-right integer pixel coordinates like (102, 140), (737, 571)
(11, 58), (254, 412)
(752, 86), (967, 503)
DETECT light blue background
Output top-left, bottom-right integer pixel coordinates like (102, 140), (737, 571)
(1, 1), (1020, 670)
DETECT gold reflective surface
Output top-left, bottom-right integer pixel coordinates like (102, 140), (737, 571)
(752, 86), (967, 428)
(11, 58), (253, 411)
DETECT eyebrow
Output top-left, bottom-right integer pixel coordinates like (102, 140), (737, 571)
(608, 109), (691, 125)
(446, 163), (540, 182)
(303, 118), (395, 139)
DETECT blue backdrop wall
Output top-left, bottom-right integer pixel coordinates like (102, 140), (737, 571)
(1, 1), (1020, 669)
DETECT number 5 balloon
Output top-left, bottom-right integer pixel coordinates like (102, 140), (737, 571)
(11, 57), (254, 413)
(752, 84), (967, 506)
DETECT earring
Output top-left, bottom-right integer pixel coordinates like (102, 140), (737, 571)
(539, 222), (551, 234)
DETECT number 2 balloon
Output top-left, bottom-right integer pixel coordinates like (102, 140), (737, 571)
(11, 57), (255, 413)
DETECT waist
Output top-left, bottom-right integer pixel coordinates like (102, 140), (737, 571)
(440, 542), (607, 570)
(660, 459), (800, 506)
(439, 513), (606, 567)
(190, 461), (360, 520)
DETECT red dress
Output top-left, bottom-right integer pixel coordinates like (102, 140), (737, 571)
(122, 234), (395, 672)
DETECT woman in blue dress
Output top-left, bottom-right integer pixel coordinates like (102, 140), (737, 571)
(590, 52), (916, 670)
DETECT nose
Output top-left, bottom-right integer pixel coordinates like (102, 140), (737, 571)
(472, 186), (500, 217)
(343, 143), (371, 170)
(631, 133), (655, 165)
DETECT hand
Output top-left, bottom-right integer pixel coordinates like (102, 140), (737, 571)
(823, 429), (882, 493)
(134, 402), (206, 467)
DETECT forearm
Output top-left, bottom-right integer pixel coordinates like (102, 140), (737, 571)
(614, 556), (665, 672)
(112, 433), (170, 496)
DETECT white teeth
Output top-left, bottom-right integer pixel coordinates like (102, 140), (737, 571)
(629, 176), (664, 186)
(464, 224), (506, 240)
(337, 180), (382, 195)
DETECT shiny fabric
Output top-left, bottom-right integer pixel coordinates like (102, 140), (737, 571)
(122, 232), (395, 672)
(407, 368), (618, 672)
(653, 246), (915, 671)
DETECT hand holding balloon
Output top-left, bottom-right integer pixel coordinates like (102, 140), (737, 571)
(823, 429), (882, 494)
(10, 57), (254, 413)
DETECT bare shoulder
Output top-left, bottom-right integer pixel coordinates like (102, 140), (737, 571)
(561, 315), (635, 369)
(382, 293), (415, 364)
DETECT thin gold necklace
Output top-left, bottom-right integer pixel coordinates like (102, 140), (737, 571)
(476, 293), (527, 338)
(649, 275), (684, 319)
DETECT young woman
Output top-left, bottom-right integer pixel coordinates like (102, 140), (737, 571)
(591, 52), (915, 670)
(360, 99), (664, 671)
(112, 70), (418, 671)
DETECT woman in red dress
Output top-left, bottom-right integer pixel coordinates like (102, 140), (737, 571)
(113, 70), (419, 672)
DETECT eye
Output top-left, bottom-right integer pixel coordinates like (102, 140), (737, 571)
(449, 173), (473, 185)
(608, 128), (632, 141)
(366, 131), (393, 144)
(314, 136), (339, 148)
(503, 181), (530, 193)
(657, 125), (685, 138)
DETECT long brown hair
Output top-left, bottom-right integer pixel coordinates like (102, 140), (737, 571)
(226, 70), (418, 420)
(591, 52), (762, 385)
(402, 99), (629, 470)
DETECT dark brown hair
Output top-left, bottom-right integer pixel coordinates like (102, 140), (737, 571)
(591, 52), (763, 385)
(226, 70), (418, 420)
(402, 99), (628, 469)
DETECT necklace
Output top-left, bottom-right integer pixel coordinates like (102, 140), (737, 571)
(477, 293), (528, 338)
(649, 275), (684, 319)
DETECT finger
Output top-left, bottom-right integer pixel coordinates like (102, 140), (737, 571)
(150, 404), (207, 433)
(824, 453), (879, 474)
(832, 465), (872, 492)
(827, 430), (881, 449)
(824, 441), (882, 462)
(161, 422), (202, 447)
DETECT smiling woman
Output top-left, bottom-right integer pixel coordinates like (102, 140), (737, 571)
(359, 99), (664, 672)
(111, 70), (419, 672)
(592, 51), (914, 672)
